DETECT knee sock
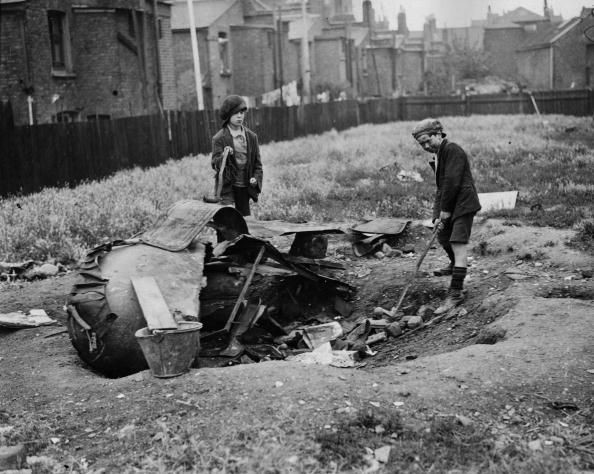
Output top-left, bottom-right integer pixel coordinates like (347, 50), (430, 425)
(450, 266), (467, 291)
(443, 245), (455, 267)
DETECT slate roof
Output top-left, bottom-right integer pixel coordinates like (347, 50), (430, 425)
(516, 17), (581, 51)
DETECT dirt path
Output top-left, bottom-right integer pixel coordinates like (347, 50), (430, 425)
(0, 220), (593, 473)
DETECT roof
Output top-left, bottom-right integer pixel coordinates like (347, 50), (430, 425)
(171, 0), (237, 29)
(485, 6), (547, 29)
(517, 16), (581, 51)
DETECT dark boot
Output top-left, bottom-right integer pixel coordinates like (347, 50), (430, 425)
(433, 263), (454, 276)
(435, 267), (467, 315)
(434, 288), (465, 315)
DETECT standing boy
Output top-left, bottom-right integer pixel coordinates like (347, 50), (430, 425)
(211, 95), (263, 216)
(412, 118), (481, 314)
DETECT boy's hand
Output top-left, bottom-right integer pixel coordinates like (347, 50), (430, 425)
(224, 146), (233, 155)
(249, 177), (257, 186)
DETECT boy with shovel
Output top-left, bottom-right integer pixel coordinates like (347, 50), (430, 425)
(412, 118), (481, 314)
(211, 95), (263, 216)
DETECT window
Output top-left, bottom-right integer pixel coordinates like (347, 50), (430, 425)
(218, 32), (230, 75)
(48, 10), (72, 73)
(54, 110), (79, 123)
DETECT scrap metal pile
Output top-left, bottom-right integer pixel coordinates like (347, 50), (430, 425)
(67, 200), (403, 377)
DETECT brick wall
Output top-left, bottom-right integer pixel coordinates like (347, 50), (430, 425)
(313, 38), (345, 85)
(367, 47), (394, 96)
(554, 20), (591, 89)
(0, 0), (173, 125)
(517, 48), (550, 89)
(484, 27), (524, 80)
(159, 14), (176, 110)
(396, 51), (424, 95)
(0, 9), (29, 125)
(231, 25), (275, 97)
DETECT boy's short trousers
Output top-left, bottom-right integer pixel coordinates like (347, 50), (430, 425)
(440, 213), (475, 244)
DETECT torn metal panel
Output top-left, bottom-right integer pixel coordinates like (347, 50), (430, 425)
(351, 218), (410, 235)
(141, 200), (247, 251)
(245, 218), (344, 238)
(218, 234), (355, 295)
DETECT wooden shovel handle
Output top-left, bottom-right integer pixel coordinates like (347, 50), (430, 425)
(215, 147), (230, 199)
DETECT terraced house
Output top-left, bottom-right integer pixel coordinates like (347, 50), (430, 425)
(0, 0), (176, 125)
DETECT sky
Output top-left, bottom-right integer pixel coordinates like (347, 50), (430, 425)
(354, 1), (591, 30)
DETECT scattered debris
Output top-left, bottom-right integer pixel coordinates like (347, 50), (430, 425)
(396, 170), (423, 182)
(0, 310), (56, 329)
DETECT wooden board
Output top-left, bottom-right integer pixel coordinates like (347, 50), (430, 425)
(351, 218), (410, 235)
(478, 191), (518, 213)
(131, 276), (178, 330)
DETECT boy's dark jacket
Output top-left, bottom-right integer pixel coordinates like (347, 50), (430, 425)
(429, 139), (481, 221)
(211, 126), (263, 202)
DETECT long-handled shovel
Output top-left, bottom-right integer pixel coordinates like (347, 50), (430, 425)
(203, 147), (230, 203)
(388, 227), (439, 318)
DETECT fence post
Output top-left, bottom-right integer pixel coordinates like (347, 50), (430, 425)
(589, 88), (594, 116)
(397, 96), (407, 121)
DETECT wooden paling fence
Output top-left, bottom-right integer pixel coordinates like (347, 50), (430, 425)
(0, 88), (591, 197)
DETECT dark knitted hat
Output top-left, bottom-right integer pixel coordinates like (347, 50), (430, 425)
(412, 118), (446, 139)
(219, 95), (247, 123)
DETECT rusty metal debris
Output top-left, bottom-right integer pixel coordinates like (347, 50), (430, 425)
(66, 200), (358, 376)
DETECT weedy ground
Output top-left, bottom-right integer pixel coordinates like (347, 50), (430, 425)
(0, 114), (592, 263)
(0, 115), (593, 473)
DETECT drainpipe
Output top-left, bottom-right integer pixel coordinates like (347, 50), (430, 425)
(152, 0), (163, 111)
(27, 95), (34, 125)
(187, 0), (204, 110)
(549, 44), (554, 89)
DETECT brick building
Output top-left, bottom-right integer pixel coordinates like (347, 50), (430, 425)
(364, 8), (448, 97)
(0, 0), (175, 125)
(171, 0), (374, 109)
(483, 6), (562, 81)
(516, 8), (594, 90)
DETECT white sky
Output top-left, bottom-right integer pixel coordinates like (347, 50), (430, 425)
(354, 1), (591, 30)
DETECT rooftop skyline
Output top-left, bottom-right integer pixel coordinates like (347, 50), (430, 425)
(354, 1), (590, 30)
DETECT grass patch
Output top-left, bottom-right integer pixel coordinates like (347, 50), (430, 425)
(315, 408), (584, 473)
(0, 115), (592, 262)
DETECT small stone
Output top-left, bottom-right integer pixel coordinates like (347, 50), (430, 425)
(374, 251), (385, 259)
(401, 244), (415, 254)
(374, 446), (391, 463)
(528, 439), (542, 451)
(0, 444), (25, 470)
(581, 269), (593, 279)
(385, 322), (403, 338)
(456, 415), (473, 426)
(406, 316), (423, 329)
(417, 305), (431, 321)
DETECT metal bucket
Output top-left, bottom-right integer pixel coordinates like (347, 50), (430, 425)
(135, 322), (202, 378)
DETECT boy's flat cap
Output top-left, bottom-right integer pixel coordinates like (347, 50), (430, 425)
(412, 118), (445, 139)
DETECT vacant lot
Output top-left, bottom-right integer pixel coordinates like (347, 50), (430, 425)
(0, 115), (593, 473)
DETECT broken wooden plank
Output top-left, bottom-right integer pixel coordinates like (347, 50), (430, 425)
(131, 276), (178, 330)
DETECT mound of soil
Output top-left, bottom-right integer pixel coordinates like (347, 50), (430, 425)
(0, 219), (592, 473)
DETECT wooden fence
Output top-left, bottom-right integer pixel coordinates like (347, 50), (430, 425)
(0, 88), (591, 197)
